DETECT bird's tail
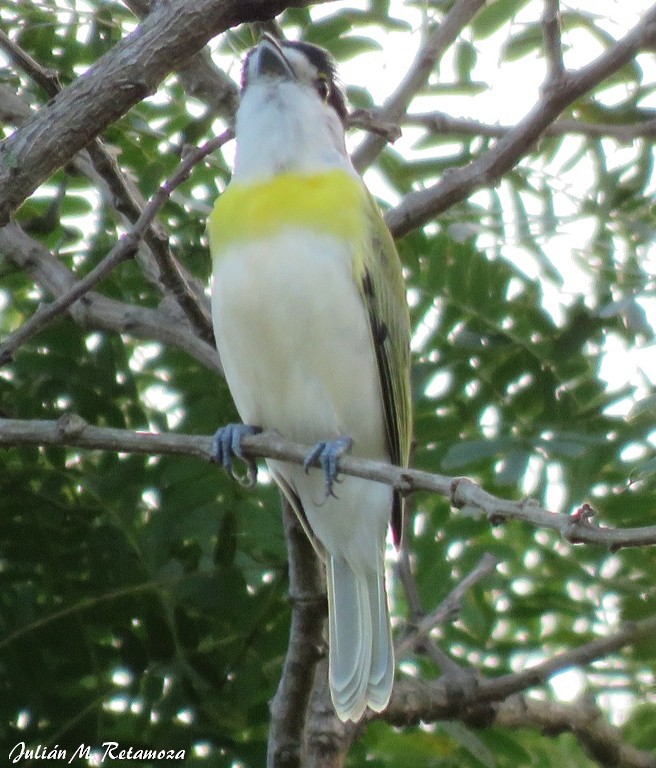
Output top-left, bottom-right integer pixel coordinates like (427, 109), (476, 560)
(326, 554), (394, 722)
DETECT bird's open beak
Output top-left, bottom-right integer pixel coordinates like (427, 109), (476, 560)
(253, 34), (296, 81)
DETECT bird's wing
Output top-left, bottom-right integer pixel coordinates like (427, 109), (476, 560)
(356, 189), (412, 546)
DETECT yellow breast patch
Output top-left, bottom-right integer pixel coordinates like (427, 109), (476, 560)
(207, 169), (366, 255)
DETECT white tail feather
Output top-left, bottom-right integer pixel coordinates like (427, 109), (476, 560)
(364, 569), (394, 710)
(327, 554), (394, 721)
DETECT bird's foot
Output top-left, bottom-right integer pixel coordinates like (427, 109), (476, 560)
(303, 436), (353, 500)
(211, 423), (262, 487)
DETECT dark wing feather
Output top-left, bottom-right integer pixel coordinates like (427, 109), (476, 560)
(357, 190), (412, 546)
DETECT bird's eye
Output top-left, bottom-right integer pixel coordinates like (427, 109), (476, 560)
(314, 75), (331, 102)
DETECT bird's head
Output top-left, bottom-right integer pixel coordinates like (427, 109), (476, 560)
(233, 34), (353, 181)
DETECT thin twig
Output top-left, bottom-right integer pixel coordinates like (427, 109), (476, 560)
(542, 0), (565, 84)
(403, 111), (656, 142)
(395, 553), (500, 659)
(396, 549), (498, 677)
(395, 543), (464, 676)
(0, 221), (221, 373)
(1, 242), (134, 366)
(475, 615), (656, 704)
(352, 0), (486, 172)
(0, 29), (61, 96)
(396, 529), (424, 620)
(386, 5), (656, 237)
(386, 613), (656, 719)
(2, 415), (656, 549)
(84, 137), (214, 343)
(0, 26), (220, 348)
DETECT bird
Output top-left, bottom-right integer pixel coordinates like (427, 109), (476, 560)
(207, 33), (412, 723)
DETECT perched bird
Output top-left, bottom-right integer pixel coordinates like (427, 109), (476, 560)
(207, 34), (411, 722)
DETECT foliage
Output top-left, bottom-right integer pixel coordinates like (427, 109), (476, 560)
(0, 1), (655, 766)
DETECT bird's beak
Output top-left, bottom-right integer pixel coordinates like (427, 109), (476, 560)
(253, 34), (296, 81)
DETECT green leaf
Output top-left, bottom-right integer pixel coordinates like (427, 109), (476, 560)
(503, 24), (544, 61)
(472, 0), (531, 39)
(442, 437), (521, 470)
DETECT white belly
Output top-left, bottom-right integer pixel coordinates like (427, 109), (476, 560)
(211, 229), (387, 457)
(211, 228), (391, 562)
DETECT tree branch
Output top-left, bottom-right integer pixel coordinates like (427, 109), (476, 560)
(0, 232), (137, 365)
(303, 667), (356, 768)
(123, 0), (241, 121)
(0, 132), (230, 367)
(385, 5), (656, 237)
(1, 20), (213, 341)
(496, 696), (656, 768)
(395, 553), (499, 660)
(378, 615), (656, 767)
(88, 144), (216, 347)
(351, 0), (486, 172)
(0, 0), (326, 224)
(1, 415), (652, 765)
(385, 613), (656, 716)
(401, 111), (656, 142)
(268, 498), (327, 768)
(0, 222), (221, 373)
(473, 617), (656, 706)
(542, 0), (565, 85)
(111, 0), (240, 339)
(0, 29), (62, 98)
(2, 415), (656, 549)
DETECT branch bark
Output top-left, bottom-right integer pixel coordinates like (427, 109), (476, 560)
(381, 615), (656, 768)
(385, 614), (656, 716)
(385, 5), (656, 237)
(2, 415), (656, 549)
(0, 132), (230, 366)
(496, 696), (656, 768)
(0, 221), (221, 372)
(0, 0), (325, 224)
(401, 111), (656, 142)
(302, 673), (356, 768)
(268, 498), (327, 768)
(352, 0), (486, 172)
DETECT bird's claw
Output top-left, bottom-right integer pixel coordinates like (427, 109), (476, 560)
(303, 436), (353, 500)
(211, 423), (261, 487)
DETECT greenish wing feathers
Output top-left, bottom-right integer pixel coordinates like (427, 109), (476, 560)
(358, 190), (412, 545)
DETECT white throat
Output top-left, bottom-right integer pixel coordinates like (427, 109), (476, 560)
(232, 80), (355, 183)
